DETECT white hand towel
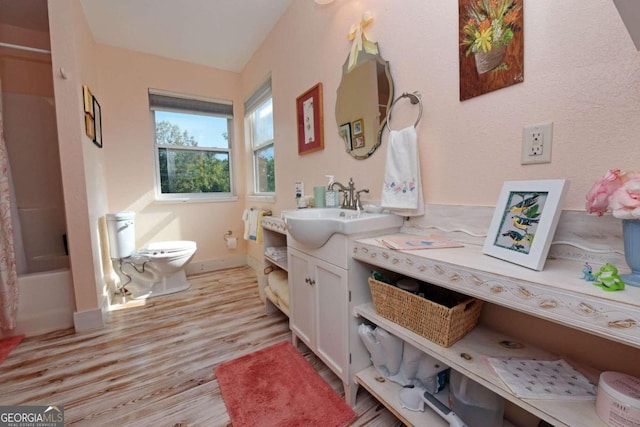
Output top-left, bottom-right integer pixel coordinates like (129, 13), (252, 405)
(381, 126), (424, 216)
(242, 209), (250, 240)
(248, 209), (260, 241)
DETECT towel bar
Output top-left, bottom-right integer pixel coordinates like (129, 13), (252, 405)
(386, 91), (423, 132)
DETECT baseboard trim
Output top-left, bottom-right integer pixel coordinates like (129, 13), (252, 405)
(73, 307), (105, 332)
(186, 255), (248, 275)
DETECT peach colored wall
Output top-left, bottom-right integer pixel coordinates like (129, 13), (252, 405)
(96, 46), (248, 262)
(0, 23), (50, 51)
(49, 0), (107, 315)
(242, 0), (640, 215)
(0, 23), (61, 212)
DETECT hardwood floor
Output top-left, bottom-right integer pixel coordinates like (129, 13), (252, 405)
(0, 267), (402, 426)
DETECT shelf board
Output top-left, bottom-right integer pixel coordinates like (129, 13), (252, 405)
(355, 366), (448, 427)
(354, 303), (606, 427)
(265, 254), (287, 271)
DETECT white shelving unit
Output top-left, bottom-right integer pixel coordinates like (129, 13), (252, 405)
(260, 216), (289, 316)
(350, 236), (628, 427)
(354, 304), (604, 427)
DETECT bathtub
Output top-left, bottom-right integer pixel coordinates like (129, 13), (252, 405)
(0, 268), (76, 338)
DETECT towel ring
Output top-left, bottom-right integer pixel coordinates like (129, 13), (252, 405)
(386, 91), (423, 132)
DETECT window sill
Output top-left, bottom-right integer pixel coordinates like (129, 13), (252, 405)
(155, 195), (239, 204)
(247, 194), (276, 204)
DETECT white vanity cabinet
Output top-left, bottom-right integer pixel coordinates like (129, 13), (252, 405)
(289, 246), (348, 380)
(350, 237), (640, 427)
(342, 205), (640, 427)
(287, 229), (394, 405)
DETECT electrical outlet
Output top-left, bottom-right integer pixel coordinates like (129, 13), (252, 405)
(521, 122), (553, 165)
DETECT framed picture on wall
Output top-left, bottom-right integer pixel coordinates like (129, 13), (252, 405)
(92, 96), (102, 148)
(458, 0), (524, 100)
(83, 85), (93, 116)
(85, 113), (95, 141)
(296, 83), (324, 155)
(483, 179), (567, 271)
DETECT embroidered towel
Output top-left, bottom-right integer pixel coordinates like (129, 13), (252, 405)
(381, 126), (424, 216)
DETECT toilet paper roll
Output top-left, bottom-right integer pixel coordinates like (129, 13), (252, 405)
(226, 237), (237, 249)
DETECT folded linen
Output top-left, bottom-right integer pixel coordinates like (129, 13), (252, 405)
(266, 246), (288, 256)
(381, 126), (424, 216)
(265, 247), (288, 261)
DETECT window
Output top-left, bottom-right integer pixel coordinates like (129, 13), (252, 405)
(245, 78), (275, 194)
(149, 91), (234, 201)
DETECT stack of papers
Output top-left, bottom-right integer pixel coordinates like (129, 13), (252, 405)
(488, 358), (597, 400)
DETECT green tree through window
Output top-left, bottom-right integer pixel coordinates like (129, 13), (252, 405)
(150, 91), (234, 201)
(156, 120), (230, 194)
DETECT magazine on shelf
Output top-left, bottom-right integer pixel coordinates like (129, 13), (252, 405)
(376, 234), (464, 250)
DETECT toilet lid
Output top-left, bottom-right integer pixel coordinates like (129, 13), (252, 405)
(139, 240), (196, 255)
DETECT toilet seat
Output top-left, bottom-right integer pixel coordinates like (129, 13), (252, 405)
(138, 240), (196, 257)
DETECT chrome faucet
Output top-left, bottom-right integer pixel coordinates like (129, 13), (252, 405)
(328, 178), (369, 210)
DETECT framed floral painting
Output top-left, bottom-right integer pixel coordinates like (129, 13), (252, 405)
(459, 0), (524, 101)
(296, 83), (324, 155)
(483, 179), (567, 271)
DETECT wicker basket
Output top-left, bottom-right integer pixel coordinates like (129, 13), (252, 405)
(368, 277), (483, 347)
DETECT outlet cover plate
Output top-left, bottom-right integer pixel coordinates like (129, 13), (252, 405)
(521, 122), (553, 165)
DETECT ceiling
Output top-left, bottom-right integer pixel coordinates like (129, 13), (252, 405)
(0, 0), (293, 72)
(79, 0), (293, 72)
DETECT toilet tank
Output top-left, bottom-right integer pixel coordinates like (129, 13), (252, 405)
(105, 211), (136, 259)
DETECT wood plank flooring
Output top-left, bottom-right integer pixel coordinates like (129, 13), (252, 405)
(0, 267), (402, 426)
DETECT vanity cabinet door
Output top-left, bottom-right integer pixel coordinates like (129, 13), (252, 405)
(313, 259), (348, 380)
(288, 247), (349, 382)
(289, 248), (315, 348)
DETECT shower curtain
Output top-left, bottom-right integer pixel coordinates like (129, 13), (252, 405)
(0, 79), (18, 330)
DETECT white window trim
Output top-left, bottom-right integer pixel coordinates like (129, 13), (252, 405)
(150, 90), (236, 203)
(245, 77), (275, 197)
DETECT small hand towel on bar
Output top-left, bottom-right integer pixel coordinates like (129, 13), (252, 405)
(381, 126), (424, 216)
(242, 209), (250, 240)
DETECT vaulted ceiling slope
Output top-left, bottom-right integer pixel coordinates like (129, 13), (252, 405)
(80, 0), (293, 72)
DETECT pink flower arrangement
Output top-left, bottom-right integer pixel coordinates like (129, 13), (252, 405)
(586, 169), (640, 219)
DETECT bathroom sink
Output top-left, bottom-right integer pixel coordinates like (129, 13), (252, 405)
(281, 208), (403, 249)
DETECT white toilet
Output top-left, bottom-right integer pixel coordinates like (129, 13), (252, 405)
(106, 211), (197, 299)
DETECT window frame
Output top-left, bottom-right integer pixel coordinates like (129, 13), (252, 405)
(244, 78), (275, 197)
(149, 89), (236, 203)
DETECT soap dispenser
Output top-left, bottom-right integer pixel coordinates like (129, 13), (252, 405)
(325, 175), (339, 208)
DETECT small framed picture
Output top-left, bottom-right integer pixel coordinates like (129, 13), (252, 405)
(83, 85), (93, 117)
(353, 135), (365, 149)
(296, 83), (324, 155)
(483, 179), (567, 271)
(92, 96), (102, 148)
(84, 113), (95, 141)
(339, 122), (352, 151)
(352, 118), (363, 136)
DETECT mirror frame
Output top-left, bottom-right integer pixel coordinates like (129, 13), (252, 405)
(335, 45), (394, 160)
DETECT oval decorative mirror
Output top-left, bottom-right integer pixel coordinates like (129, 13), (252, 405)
(335, 45), (393, 160)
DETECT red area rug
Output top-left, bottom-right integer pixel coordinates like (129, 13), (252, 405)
(215, 341), (356, 427)
(0, 335), (24, 364)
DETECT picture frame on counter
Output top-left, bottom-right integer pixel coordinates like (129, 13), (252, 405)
(483, 179), (567, 271)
